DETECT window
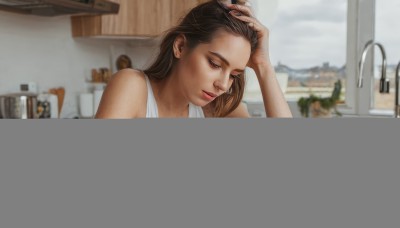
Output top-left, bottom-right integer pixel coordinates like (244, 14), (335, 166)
(373, 0), (400, 111)
(244, 0), (396, 117)
(244, 0), (348, 104)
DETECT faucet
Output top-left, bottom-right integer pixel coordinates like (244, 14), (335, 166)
(395, 62), (400, 118)
(357, 40), (390, 94)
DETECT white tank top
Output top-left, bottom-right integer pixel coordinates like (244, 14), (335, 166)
(144, 75), (205, 118)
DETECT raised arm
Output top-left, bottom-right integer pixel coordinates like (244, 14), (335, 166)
(252, 63), (292, 118)
(226, 3), (293, 118)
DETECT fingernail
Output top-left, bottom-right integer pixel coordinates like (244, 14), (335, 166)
(230, 10), (242, 16)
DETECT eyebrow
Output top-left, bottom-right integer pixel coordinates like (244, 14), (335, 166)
(209, 51), (245, 73)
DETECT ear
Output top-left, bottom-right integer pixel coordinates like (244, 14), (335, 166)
(173, 34), (186, 59)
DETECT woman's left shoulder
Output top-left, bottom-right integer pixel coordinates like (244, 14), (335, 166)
(224, 102), (251, 118)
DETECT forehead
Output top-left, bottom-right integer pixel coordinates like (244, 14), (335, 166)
(197, 30), (251, 68)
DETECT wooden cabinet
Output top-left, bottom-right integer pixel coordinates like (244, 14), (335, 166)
(71, 0), (208, 37)
(170, 0), (208, 27)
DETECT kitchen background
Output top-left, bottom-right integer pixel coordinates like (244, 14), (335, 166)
(0, 0), (397, 118)
(0, 0), (291, 119)
(0, 11), (160, 118)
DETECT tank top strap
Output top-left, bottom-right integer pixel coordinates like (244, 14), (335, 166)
(144, 74), (159, 118)
(144, 73), (204, 118)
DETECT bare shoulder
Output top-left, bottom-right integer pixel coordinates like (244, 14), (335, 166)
(95, 69), (147, 119)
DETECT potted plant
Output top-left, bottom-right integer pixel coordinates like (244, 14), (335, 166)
(297, 79), (343, 118)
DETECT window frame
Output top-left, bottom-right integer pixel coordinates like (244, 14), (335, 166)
(339, 0), (394, 117)
(245, 0), (394, 117)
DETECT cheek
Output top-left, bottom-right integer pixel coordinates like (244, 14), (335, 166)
(183, 54), (210, 81)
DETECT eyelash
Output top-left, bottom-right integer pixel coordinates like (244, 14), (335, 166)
(208, 59), (241, 79)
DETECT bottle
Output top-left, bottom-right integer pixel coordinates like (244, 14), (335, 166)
(79, 93), (94, 118)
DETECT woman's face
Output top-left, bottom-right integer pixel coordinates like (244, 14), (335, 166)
(176, 30), (251, 107)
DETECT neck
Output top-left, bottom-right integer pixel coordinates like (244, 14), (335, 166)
(151, 70), (190, 117)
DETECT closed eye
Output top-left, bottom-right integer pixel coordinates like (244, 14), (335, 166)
(209, 59), (241, 80)
(209, 59), (221, 69)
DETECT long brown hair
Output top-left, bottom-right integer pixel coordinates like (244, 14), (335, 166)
(144, 0), (258, 117)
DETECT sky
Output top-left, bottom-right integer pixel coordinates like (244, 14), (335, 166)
(254, 0), (400, 69)
(375, 0), (400, 66)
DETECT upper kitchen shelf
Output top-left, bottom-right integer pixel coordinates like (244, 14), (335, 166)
(71, 0), (208, 38)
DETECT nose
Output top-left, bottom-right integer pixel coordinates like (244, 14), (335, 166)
(214, 73), (231, 93)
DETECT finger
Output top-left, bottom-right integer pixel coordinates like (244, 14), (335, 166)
(229, 10), (254, 22)
(248, 22), (264, 34)
(229, 12), (263, 32)
(225, 3), (254, 17)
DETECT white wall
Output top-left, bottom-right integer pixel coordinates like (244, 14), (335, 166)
(0, 11), (133, 118)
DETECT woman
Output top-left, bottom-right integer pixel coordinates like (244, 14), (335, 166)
(95, 0), (292, 118)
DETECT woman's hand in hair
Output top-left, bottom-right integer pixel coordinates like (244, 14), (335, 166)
(224, 2), (293, 118)
(225, 2), (272, 70)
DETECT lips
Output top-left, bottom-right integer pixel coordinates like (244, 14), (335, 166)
(203, 91), (217, 98)
(202, 90), (218, 101)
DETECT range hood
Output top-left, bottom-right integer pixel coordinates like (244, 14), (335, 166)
(0, 0), (120, 17)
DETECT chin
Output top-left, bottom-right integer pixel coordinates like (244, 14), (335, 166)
(192, 100), (207, 107)
(189, 90), (218, 107)
(190, 97), (210, 107)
